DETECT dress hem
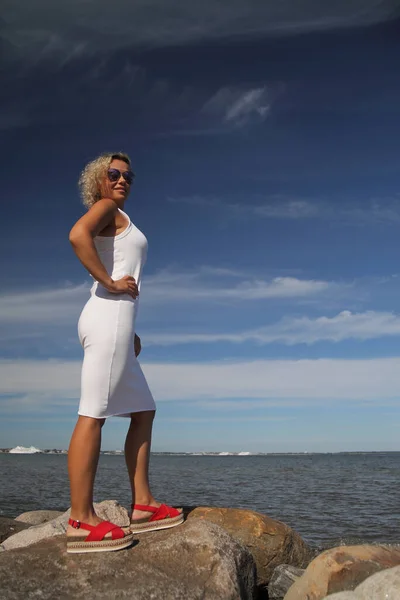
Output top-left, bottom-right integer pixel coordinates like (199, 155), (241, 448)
(78, 407), (156, 419)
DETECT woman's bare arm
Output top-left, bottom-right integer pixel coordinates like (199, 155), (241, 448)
(69, 199), (138, 298)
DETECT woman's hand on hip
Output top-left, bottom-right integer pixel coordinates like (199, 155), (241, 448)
(108, 275), (139, 299)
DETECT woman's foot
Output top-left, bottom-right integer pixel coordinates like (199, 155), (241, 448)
(131, 501), (161, 522)
(66, 513), (134, 553)
(129, 500), (184, 533)
(130, 498), (183, 520)
(67, 513), (103, 538)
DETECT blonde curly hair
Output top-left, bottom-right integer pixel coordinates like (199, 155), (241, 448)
(78, 152), (132, 208)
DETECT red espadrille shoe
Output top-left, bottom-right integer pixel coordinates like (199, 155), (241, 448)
(129, 504), (184, 534)
(66, 518), (134, 554)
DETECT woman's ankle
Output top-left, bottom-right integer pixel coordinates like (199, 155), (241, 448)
(69, 507), (98, 523)
(132, 496), (156, 508)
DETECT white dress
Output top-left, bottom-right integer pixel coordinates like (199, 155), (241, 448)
(77, 209), (156, 418)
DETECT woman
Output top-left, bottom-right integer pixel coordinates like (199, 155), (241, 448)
(67, 152), (183, 554)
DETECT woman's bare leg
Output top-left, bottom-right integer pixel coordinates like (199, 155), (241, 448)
(124, 410), (158, 520)
(67, 415), (105, 535)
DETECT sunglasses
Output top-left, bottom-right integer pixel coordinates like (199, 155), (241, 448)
(107, 168), (135, 185)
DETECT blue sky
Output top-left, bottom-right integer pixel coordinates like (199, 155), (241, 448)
(1, 1), (400, 451)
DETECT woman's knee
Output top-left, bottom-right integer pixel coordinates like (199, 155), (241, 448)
(130, 410), (155, 426)
(77, 415), (106, 429)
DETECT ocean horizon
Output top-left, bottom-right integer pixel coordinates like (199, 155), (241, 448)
(2, 445), (398, 456)
(1, 451), (398, 549)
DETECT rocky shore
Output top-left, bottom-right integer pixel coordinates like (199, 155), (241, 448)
(0, 501), (399, 599)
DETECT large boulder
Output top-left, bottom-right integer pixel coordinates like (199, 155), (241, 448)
(0, 518), (256, 600)
(187, 507), (313, 588)
(323, 595), (358, 600)
(0, 518), (30, 544)
(268, 565), (305, 599)
(355, 565), (400, 598)
(15, 510), (64, 526)
(0, 500), (129, 552)
(326, 565), (400, 599)
(284, 545), (400, 600)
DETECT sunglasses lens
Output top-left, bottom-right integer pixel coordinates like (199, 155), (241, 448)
(107, 169), (120, 182)
(123, 171), (134, 185)
(107, 168), (134, 185)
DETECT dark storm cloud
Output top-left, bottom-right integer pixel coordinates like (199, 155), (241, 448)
(2, 0), (399, 65)
(1, 0), (399, 134)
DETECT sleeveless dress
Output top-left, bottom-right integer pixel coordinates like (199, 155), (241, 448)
(77, 208), (156, 418)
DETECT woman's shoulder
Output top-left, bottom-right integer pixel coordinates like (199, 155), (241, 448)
(90, 198), (119, 214)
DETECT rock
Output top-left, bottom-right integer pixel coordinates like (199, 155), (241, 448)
(0, 519), (256, 600)
(356, 565), (400, 599)
(15, 510), (64, 526)
(0, 518), (30, 544)
(94, 499), (130, 526)
(0, 512), (68, 552)
(268, 564), (305, 599)
(187, 507), (313, 588)
(284, 545), (400, 600)
(0, 500), (129, 551)
(325, 565), (400, 599)
(323, 594), (359, 599)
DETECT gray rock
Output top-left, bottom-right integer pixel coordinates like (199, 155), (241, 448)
(323, 566), (400, 599)
(0, 512), (69, 552)
(323, 594), (360, 599)
(284, 544), (400, 600)
(94, 499), (130, 526)
(0, 518), (30, 544)
(268, 564), (305, 599)
(0, 518), (256, 600)
(324, 565), (400, 600)
(15, 510), (64, 526)
(356, 565), (400, 599)
(0, 500), (129, 551)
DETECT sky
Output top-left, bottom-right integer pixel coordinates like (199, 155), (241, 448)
(1, 1), (400, 452)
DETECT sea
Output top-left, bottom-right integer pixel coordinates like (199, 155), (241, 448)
(0, 451), (399, 550)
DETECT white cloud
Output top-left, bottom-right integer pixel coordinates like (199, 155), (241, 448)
(0, 283), (89, 324)
(252, 200), (320, 219)
(1, 356), (400, 406)
(160, 416), (295, 422)
(342, 201), (400, 224)
(0, 271), (333, 329)
(168, 195), (319, 219)
(225, 88), (270, 123)
(143, 267), (332, 303)
(202, 87), (271, 127)
(144, 310), (400, 346)
(169, 195), (400, 224)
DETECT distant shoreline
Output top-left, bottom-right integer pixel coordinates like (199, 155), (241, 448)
(1, 448), (399, 456)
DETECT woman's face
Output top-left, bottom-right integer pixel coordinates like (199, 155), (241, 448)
(100, 159), (134, 203)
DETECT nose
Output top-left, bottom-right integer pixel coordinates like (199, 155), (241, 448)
(115, 174), (126, 187)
